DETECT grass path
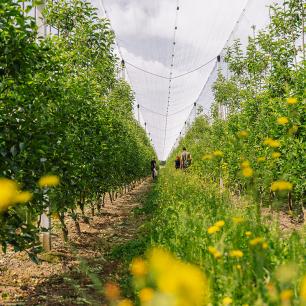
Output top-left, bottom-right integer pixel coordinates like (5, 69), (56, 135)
(0, 178), (152, 305)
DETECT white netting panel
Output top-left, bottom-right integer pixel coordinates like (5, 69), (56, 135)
(91, 0), (284, 160)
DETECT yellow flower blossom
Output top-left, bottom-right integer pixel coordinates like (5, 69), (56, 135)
(202, 154), (213, 161)
(262, 242), (268, 249)
(300, 275), (306, 301)
(38, 175), (60, 187)
(208, 225), (221, 234)
(245, 231), (252, 237)
(229, 250), (244, 258)
(0, 178), (19, 211)
(271, 181), (293, 192)
(223, 297), (233, 305)
(242, 167), (253, 177)
(250, 237), (264, 246)
(131, 258), (147, 277)
(214, 220), (225, 228)
(276, 117), (289, 125)
(208, 246), (222, 259)
(280, 289), (293, 301)
(15, 191), (33, 203)
(213, 150), (224, 157)
(139, 288), (154, 303)
(277, 117), (289, 125)
(264, 138), (281, 148)
(287, 97), (297, 105)
(238, 130), (249, 138)
(272, 152), (281, 159)
(257, 157), (266, 162)
(149, 248), (209, 306)
(235, 264), (242, 270)
(241, 161), (250, 168)
(232, 216), (244, 224)
(117, 299), (133, 306)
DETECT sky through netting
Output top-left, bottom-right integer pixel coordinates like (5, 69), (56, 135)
(91, 0), (281, 160)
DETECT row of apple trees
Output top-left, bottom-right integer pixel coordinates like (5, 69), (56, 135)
(0, 0), (155, 255)
(178, 0), (305, 220)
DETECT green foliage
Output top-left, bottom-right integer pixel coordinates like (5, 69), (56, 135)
(0, 0), (155, 254)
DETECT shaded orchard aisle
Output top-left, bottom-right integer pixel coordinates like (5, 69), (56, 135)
(0, 178), (152, 305)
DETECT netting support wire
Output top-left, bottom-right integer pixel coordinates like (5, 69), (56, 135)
(163, 0), (180, 160)
(125, 56), (217, 80)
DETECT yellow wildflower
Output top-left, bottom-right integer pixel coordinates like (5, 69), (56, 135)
(232, 216), (244, 224)
(139, 288), (154, 303)
(250, 237), (264, 246)
(208, 246), (222, 259)
(38, 175), (60, 187)
(151, 249), (209, 306)
(202, 154), (213, 161)
(131, 258), (147, 277)
(277, 117), (289, 125)
(0, 178), (19, 211)
(208, 225), (220, 234)
(264, 138), (281, 148)
(15, 191), (33, 203)
(300, 275), (306, 301)
(262, 242), (268, 249)
(238, 130), (248, 138)
(287, 97), (297, 105)
(272, 152), (281, 159)
(117, 299), (133, 306)
(223, 297), (233, 305)
(257, 157), (266, 162)
(241, 161), (250, 168)
(214, 220), (225, 228)
(245, 231), (252, 237)
(213, 150), (224, 157)
(104, 283), (120, 300)
(235, 264), (242, 270)
(280, 289), (293, 301)
(229, 250), (244, 258)
(271, 181), (293, 192)
(242, 167), (253, 177)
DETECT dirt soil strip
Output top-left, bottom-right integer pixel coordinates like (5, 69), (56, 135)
(0, 178), (152, 306)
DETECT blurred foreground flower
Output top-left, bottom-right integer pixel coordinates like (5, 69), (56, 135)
(130, 247), (210, 306)
(242, 167), (253, 177)
(0, 178), (32, 212)
(301, 275), (306, 302)
(38, 175), (60, 187)
(271, 181), (293, 192)
(223, 297), (233, 305)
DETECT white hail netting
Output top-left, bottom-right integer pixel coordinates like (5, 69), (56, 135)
(91, 0), (282, 160)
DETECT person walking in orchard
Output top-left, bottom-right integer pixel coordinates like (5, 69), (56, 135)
(151, 158), (157, 179)
(180, 147), (191, 169)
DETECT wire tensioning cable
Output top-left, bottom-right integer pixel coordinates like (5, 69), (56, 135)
(162, 0), (180, 159)
(125, 56), (217, 80)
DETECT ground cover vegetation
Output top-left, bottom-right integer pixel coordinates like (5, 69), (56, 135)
(0, 0), (155, 257)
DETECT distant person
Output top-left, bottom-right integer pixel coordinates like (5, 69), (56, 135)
(175, 156), (180, 169)
(187, 152), (192, 167)
(180, 147), (191, 169)
(151, 158), (157, 179)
